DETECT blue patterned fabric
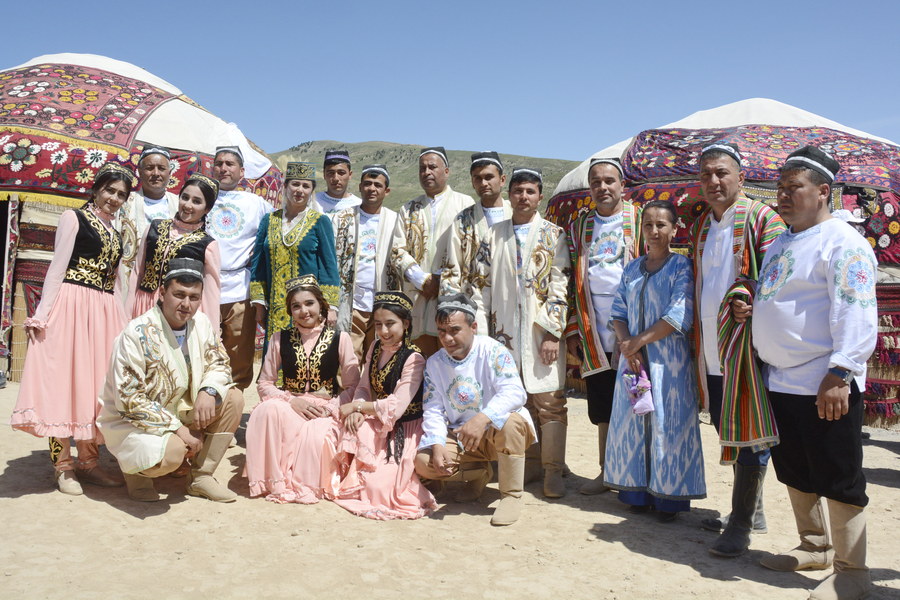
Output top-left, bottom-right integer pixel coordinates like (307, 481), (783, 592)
(604, 253), (707, 502)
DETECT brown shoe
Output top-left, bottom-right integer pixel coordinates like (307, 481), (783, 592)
(76, 465), (125, 487)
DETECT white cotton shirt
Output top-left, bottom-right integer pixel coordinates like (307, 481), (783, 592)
(752, 218), (878, 395)
(588, 212), (626, 350)
(352, 210), (379, 312)
(206, 189), (274, 304)
(313, 191), (361, 215)
(483, 205), (507, 228)
(700, 204), (737, 375)
(143, 194), (172, 224)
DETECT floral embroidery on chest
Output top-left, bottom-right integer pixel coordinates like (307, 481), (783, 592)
(757, 249), (794, 301)
(447, 376), (482, 414)
(590, 230), (624, 267)
(207, 201), (245, 240)
(834, 248), (876, 308)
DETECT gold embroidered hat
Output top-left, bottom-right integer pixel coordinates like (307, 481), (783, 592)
(374, 291), (413, 313)
(186, 173), (220, 197)
(285, 161), (316, 182)
(286, 274), (320, 293)
(96, 161), (137, 186)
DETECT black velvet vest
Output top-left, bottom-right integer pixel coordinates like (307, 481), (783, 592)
(62, 206), (122, 294)
(369, 341), (424, 463)
(280, 326), (340, 396)
(138, 219), (213, 292)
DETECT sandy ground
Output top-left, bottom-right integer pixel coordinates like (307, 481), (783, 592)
(1, 370), (898, 600)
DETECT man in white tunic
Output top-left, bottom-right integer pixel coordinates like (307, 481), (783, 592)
(565, 158), (641, 495)
(332, 164), (400, 360)
(115, 146), (178, 301)
(691, 143), (785, 558)
(751, 147), (876, 600)
(440, 151), (512, 333)
(476, 168), (570, 498)
(391, 147), (474, 355)
(206, 145), (273, 389)
(98, 259), (244, 503)
(414, 294), (535, 526)
(311, 148), (362, 216)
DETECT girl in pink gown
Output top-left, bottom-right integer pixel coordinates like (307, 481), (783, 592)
(245, 274), (359, 503)
(333, 291), (437, 519)
(10, 162), (134, 495)
(126, 174), (221, 323)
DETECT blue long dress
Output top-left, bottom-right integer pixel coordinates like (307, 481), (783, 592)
(604, 253), (706, 512)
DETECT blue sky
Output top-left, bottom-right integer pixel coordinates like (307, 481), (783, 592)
(4, 0), (898, 161)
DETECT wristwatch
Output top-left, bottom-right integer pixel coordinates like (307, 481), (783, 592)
(202, 386), (222, 405)
(828, 367), (854, 385)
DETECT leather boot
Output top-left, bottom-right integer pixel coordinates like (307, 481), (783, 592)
(760, 487), (833, 571)
(186, 433), (238, 502)
(124, 473), (160, 502)
(491, 454), (525, 526)
(809, 500), (871, 600)
(702, 489), (767, 533)
(580, 423), (610, 495)
(74, 439), (124, 487)
(709, 464), (766, 557)
(454, 461), (492, 503)
(541, 421), (566, 498)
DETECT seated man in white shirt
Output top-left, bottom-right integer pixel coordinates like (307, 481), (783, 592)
(414, 294), (535, 526)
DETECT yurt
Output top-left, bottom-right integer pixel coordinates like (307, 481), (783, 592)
(549, 98), (900, 426)
(0, 53), (283, 380)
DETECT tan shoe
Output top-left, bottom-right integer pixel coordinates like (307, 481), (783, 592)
(56, 470), (83, 496)
(76, 465), (124, 487)
(455, 462), (492, 503)
(580, 423), (610, 495)
(541, 421), (566, 499)
(186, 433), (238, 503)
(760, 487), (832, 572)
(491, 454), (524, 526)
(124, 473), (159, 502)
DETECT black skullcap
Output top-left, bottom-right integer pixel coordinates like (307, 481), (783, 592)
(215, 145), (244, 166)
(324, 149), (351, 166)
(419, 146), (449, 167)
(471, 151), (503, 173)
(164, 257), (204, 284)
(701, 142), (742, 168)
(588, 157), (624, 179)
(436, 293), (477, 318)
(782, 145), (841, 183)
(361, 164), (390, 186)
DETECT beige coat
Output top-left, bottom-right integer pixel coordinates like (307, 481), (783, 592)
(480, 217), (570, 394)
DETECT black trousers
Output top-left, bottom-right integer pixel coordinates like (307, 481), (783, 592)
(585, 354), (616, 425)
(768, 383), (868, 507)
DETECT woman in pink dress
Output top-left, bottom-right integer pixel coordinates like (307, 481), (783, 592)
(10, 162), (134, 495)
(245, 274), (360, 503)
(333, 291), (437, 519)
(126, 174), (221, 323)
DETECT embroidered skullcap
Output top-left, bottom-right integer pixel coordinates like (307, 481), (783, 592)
(139, 146), (171, 162)
(361, 164), (390, 186)
(97, 162), (137, 186)
(782, 145), (841, 183)
(471, 151), (503, 173)
(215, 145), (244, 166)
(185, 173), (219, 198)
(700, 142), (742, 167)
(588, 157), (624, 179)
(324, 148), (351, 166)
(164, 257), (204, 284)
(374, 291), (413, 313)
(285, 161), (316, 182)
(419, 146), (449, 167)
(286, 274), (320, 294)
(437, 293), (477, 318)
(512, 167), (542, 181)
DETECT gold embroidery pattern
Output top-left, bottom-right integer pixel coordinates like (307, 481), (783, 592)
(117, 323), (180, 433)
(334, 210), (356, 299)
(64, 207), (122, 292)
(524, 225), (556, 304)
(284, 327), (336, 396)
(370, 342), (401, 399)
(49, 437), (63, 464)
(266, 211), (320, 333)
(406, 199), (427, 264)
(139, 220), (208, 290)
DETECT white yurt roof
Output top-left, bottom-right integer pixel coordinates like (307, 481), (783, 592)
(553, 98), (898, 196)
(6, 53), (272, 179)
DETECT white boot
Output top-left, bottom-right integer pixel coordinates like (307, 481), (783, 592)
(809, 500), (871, 600)
(186, 433), (238, 503)
(760, 487), (832, 571)
(491, 454), (525, 526)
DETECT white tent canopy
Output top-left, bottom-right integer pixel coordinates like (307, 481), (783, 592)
(553, 98), (898, 197)
(6, 53), (272, 179)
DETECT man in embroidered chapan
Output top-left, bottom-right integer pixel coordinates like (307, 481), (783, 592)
(97, 258), (244, 503)
(414, 294), (535, 526)
(474, 168), (571, 499)
(331, 164), (400, 361)
(751, 147), (877, 600)
(691, 143), (785, 558)
(115, 146), (178, 302)
(391, 147), (474, 356)
(440, 151), (512, 333)
(206, 145), (274, 389)
(565, 157), (641, 496)
(311, 148), (362, 216)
